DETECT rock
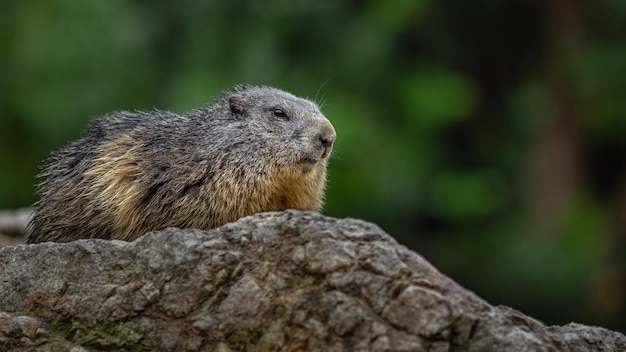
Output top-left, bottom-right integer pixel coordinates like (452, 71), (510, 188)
(0, 210), (624, 351)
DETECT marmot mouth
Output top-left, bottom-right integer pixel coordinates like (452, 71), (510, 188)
(301, 145), (332, 165)
(321, 146), (332, 159)
(301, 157), (319, 165)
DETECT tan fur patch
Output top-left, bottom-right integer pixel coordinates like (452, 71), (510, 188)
(267, 163), (327, 212)
(83, 135), (146, 240)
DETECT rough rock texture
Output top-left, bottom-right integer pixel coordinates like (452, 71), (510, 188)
(0, 210), (624, 351)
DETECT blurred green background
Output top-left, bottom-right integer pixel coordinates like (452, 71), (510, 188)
(1, 0), (625, 332)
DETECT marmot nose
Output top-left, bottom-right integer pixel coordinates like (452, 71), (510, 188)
(317, 123), (336, 148)
(320, 135), (334, 148)
(317, 124), (336, 159)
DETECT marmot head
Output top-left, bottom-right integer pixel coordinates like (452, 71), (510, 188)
(217, 85), (336, 171)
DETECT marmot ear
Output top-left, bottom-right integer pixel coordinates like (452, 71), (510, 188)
(229, 95), (246, 118)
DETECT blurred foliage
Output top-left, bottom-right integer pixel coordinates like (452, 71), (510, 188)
(1, 0), (625, 331)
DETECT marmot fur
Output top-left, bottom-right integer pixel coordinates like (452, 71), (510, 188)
(26, 85), (336, 243)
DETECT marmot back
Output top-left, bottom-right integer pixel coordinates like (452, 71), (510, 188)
(26, 85), (336, 243)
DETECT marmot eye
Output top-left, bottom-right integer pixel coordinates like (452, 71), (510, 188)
(272, 108), (289, 120)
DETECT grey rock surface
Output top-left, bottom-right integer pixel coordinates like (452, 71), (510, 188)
(0, 210), (624, 351)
